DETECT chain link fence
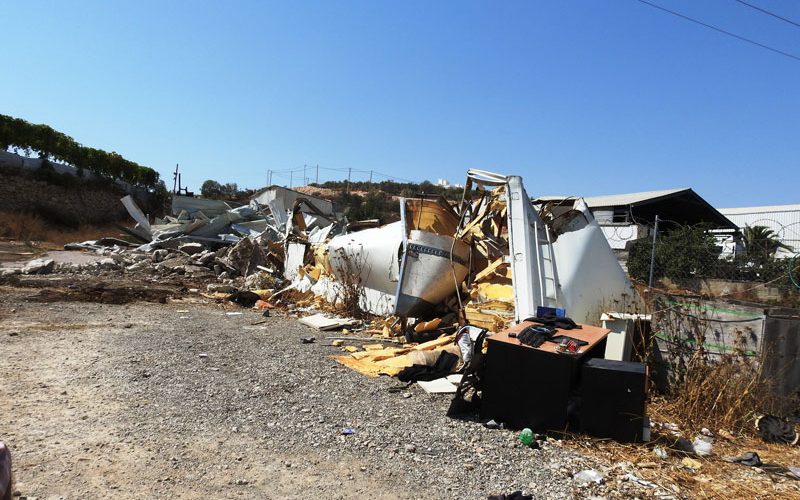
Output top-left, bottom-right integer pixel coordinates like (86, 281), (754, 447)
(615, 218), (800, 306)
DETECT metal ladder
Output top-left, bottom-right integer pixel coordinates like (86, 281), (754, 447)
(533, 218), (559, 308)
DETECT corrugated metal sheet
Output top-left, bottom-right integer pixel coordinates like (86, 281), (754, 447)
(536, 188), (688, 208)
(718, 205), (800, 249)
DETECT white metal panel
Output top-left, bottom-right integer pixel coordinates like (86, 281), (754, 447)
(537, 188), (689, 209)
(548, 199), (638, 325)
(719, 205), (800, 250)
(599, 224), (641, 250)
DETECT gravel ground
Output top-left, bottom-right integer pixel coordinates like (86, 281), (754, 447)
(0, 281), (624, 499)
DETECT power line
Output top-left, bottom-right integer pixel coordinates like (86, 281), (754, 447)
(734, 0), (800, 29)
(636, 0), (800, 62)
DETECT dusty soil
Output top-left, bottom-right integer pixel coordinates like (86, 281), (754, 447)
(0, 281), (600, 499)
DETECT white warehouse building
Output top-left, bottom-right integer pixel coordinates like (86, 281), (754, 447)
(718, 205), (800, 258)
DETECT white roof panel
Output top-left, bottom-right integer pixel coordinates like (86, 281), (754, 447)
(537, 188), (689, 208)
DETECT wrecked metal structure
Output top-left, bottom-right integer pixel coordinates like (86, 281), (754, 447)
(113, 170), (638, 328)
(291, 169), (637, 328)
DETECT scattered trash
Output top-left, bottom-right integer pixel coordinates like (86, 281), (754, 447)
(417, 377), (458, 394)
(726, 452), (762, 467)
(653, 447), (668, 459)
(755, 415), (799, 445)
(487, 491), (532, 500)
(341, 427), (355, 436)
(298, 313), (358, 331)
(718, 429), (736, 441)
(483, 419), (502, 430)
(692, 436), (713, 456)
(573, 469), (604, 486)
(198, 353), (208, 359)
(518, 428), (534, 446)
(625, 473), (657, 488)
(254, 300), (272, 310)
(300, 336), (316, 344)
(225, 312), (244, 316)
(331, 340), (344, 347)
(681, 457), (703, 470)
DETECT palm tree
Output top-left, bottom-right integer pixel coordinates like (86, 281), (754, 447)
(743, 225), (792, 259)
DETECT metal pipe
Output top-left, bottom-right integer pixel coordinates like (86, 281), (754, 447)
(648, 215), (660, 287)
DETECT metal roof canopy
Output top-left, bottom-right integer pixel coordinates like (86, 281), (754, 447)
(537, 188), (738, 230)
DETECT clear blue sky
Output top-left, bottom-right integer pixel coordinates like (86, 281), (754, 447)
(2, 0), (798, 205)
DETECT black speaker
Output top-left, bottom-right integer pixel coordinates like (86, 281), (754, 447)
(579, 358), (647, 443)
(480, 340), (575, 432)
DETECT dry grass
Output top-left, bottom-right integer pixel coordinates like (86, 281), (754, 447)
(0, 210), (126, 247)
(663, 355), (782, 436)
(564, 428), (800, 499)
(565, 293), (800, 497)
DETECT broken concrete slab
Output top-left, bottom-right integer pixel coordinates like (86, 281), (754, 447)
(21, 258), (55, 275)
(298, 313), (358, 331)
(221, 237), (268, 277)
(178, 242), (205, 255)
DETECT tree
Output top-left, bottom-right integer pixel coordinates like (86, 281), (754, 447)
(220, 183), (239, 199)
(627, 224), (721, 284)
(743, 225), (792, 260)
(200, 179), (223, 198)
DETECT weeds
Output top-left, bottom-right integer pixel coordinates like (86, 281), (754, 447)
(330, 247), (368, 319)
(648, 295), (788, 435)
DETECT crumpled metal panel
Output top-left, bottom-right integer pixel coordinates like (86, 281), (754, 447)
(395, 230), (470, 317)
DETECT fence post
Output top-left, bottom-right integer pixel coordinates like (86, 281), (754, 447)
(648, 215), (660, 287)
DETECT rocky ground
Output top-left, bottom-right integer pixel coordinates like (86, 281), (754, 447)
(1, 278), (625, 499)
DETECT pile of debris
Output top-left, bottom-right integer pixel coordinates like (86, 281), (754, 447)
(43, 169), (642, 339)
(43, 170), (644, 388)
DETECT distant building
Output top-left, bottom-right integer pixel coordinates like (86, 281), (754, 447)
(718, 204), (800, 258)
(535, 188), (739, 258)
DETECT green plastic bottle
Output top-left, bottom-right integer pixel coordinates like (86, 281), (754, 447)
(519, 428), (533, 446)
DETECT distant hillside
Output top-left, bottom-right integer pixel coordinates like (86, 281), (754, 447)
(198, 177), (467, 224)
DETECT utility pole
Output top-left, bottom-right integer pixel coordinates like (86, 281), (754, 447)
(289, 170), (293, 188)
(172, 164), (179, 194)
(369, 170), (373, 184)
(648, 215), (660, 288)
(315, 164), (319, 184)
(346, 167), (352, 194)
(267, 169), (272, 186)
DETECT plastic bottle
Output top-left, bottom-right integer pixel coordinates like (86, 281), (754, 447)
(519, 428), (533, 446)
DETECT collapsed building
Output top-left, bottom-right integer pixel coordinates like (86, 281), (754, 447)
(112, 170), (641, 336)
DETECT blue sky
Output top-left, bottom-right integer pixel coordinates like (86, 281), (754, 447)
(2, 0), (798, 205)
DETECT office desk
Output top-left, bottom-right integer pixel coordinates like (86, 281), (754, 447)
(480, 321), (610, 432)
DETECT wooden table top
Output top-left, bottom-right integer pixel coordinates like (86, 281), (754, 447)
(488, 321), (610, 357)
